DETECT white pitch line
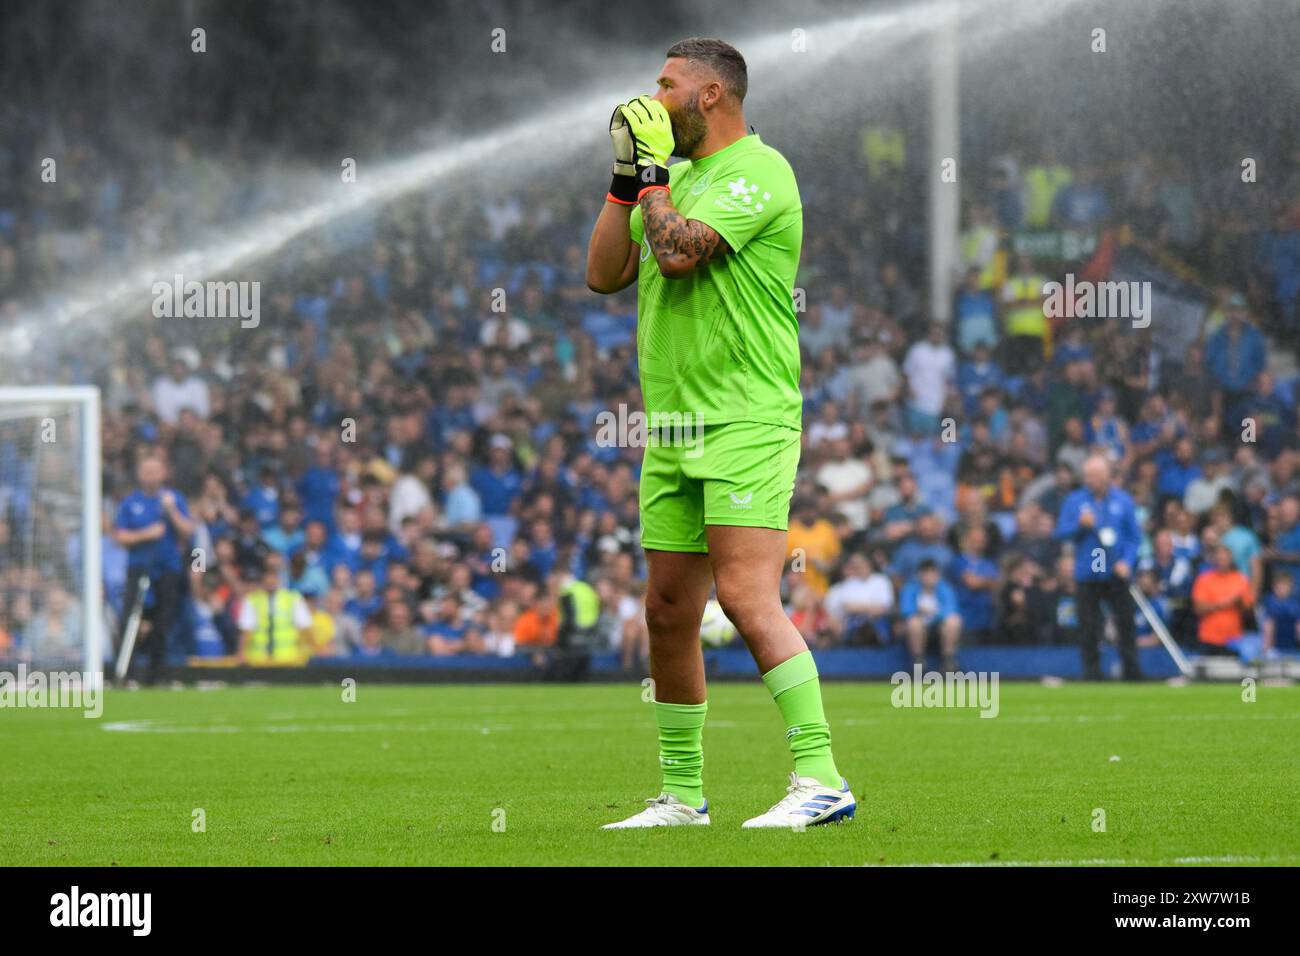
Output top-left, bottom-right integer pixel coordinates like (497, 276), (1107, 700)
(871, 854), (1275, 867)
(840, 711), (1300, 726)
(100, 717), (665, 734)
(100, 709), (1296, 733)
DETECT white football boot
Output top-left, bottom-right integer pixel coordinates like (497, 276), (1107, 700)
(741, 772), (856, 829)
(602, 793), (711, 829)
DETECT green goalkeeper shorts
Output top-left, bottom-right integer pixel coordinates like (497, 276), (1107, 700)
(639, 420), (802, 553)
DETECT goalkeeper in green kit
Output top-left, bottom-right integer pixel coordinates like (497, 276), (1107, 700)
(586, 38), (854, 829)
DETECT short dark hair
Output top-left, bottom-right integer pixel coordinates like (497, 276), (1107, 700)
(666, 37), (747, 103)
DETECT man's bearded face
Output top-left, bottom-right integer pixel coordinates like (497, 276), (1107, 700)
(667, 90), (708, 159)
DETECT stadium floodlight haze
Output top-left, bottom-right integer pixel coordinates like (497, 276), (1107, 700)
(0, 0), (1298, 918)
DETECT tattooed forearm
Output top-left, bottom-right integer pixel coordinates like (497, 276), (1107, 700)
(639, 190), (731, 274)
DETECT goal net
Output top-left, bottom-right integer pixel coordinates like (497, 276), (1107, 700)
(0, 387), (103, 675)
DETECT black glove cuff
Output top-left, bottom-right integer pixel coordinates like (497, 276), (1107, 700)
(608, 173), (641, 205)
(634, 165), (671, 195)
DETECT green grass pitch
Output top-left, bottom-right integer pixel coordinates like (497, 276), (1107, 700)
(4, 681), (1298, 866)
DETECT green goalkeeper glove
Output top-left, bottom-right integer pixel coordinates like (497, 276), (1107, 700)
(607, 95), (674, 205)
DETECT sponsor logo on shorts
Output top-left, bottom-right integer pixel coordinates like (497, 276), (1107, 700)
(728, 492), (753, 510)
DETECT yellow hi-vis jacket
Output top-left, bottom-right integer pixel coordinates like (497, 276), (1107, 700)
(1004, 274), (1048, 339)
(961, 225), (1002, 289)
(244, 589), (303, 663)
(862, 126), (904, 176)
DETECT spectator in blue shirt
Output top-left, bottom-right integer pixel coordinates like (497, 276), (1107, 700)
(112, 454), (195, 683)
(899, 559), (962, 672)
(1050, 325), (1093, 369)
(263, 503), (306, 559)
(890, 511), (954, 583)
(1156, 437), (1201, 502)
(528, 519), (559, 578)
(241, 465), (282, 529)
(1232, 370), (1294, 460)
(957, 342), (1004, 415)
(1087, 389), (1128, 462)
(423, 594), (483, 655)
(325, 508), (364, 573)
(952, 526), (999, 643)
(295, 444), (341, 533)
(1209, 503), (1261, 584)
(877, 474), (929, 546)
(354, 532), (394, 589)
(1054, 454), (1144, 680)
(352, 615), (396, 660)
(442, 462), (483, 531)
(1204, 297), (1267, 401)
(1050, 165), (1111, 228)
(1128, 393), (1179, 462)
(424, 385), (477, 451)
(1133, 567), (1169, 647)
(345, 569), (383, 622)
(471, 434), (523, 517)
(1259, 574), (1300, 654)
(906, 437), (963, 523)
(1140, 528), (1196, 601)
(1268, 495), (1300, 592)
(184, 572), (236, 657)
(954, 271), (998, 356)
(581, 295), (636, 353)
(1043, 556), (1083, 647)
(291, 521), (332, 596)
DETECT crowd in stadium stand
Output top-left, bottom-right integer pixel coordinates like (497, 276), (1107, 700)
(2, 101), (1300, 676)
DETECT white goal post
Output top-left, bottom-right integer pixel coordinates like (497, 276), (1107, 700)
(0, 386), (102, 676)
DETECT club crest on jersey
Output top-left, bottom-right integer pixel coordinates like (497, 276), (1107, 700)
(690, 171), (713, 196)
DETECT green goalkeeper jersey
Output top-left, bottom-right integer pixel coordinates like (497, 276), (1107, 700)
(629, 134), (803, 431)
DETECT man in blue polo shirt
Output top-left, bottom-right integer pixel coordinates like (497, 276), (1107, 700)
(113, 454), (194, 683)
(1054, 454), (1144, 680)
(471, 434), (523, 516)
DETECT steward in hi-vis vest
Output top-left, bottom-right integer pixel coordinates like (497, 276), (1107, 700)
(238, 565), (314, 665)
(546, 573), (602, 682)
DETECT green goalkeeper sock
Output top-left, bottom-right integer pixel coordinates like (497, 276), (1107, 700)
(762, 651), (841, 788)
(655, 700), (707, 808)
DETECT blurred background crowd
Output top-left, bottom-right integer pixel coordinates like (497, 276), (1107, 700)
(1, 0), (1298, 673)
